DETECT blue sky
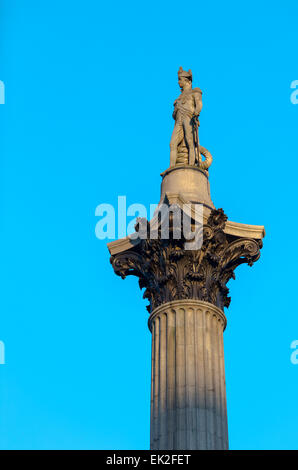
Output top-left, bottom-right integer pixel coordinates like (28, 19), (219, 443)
(0, 0), (298, 450)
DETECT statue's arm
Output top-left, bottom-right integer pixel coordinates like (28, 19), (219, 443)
(193, 90), (203, 117)
(172, 100), (177, 120)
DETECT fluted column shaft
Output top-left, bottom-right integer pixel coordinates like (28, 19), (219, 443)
(149, 299), (228, 450)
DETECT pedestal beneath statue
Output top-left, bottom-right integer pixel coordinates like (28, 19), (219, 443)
(160, 165), (214, 211)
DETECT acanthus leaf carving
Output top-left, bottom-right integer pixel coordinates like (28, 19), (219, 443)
(110, 209), (263, 313)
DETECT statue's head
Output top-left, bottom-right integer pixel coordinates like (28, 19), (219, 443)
(178, 67), (192, 90)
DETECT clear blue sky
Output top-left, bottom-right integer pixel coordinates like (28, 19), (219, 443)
(0, 0), (298, 450)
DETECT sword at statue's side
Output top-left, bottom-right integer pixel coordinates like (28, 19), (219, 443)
(191, 115), (200, 167)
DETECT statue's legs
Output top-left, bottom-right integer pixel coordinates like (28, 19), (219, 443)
(183, 118), (196, 166)
(169, 122), (183, 167)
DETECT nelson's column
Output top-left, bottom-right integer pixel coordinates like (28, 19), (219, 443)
(107, 67), (265, 450)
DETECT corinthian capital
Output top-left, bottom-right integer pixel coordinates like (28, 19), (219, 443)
(110, 209), (263, 313)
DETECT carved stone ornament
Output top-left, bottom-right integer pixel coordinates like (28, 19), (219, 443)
(110, 208), (263, 313)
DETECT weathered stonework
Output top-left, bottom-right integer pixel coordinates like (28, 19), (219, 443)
(149, 300), (228, 450)
(110, 208), (262, 313)
(107, 67), (265, 450)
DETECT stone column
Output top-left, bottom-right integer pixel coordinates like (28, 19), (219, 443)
(108, 203), (264, 450)
(149, 299), (228, 450)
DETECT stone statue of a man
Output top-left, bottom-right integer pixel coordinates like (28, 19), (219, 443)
(170, 67), (203, 167)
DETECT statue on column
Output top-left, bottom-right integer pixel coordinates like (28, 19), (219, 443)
(170, 67), (212, 170)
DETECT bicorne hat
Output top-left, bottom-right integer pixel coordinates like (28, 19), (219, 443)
(178, 66), (192, 81)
